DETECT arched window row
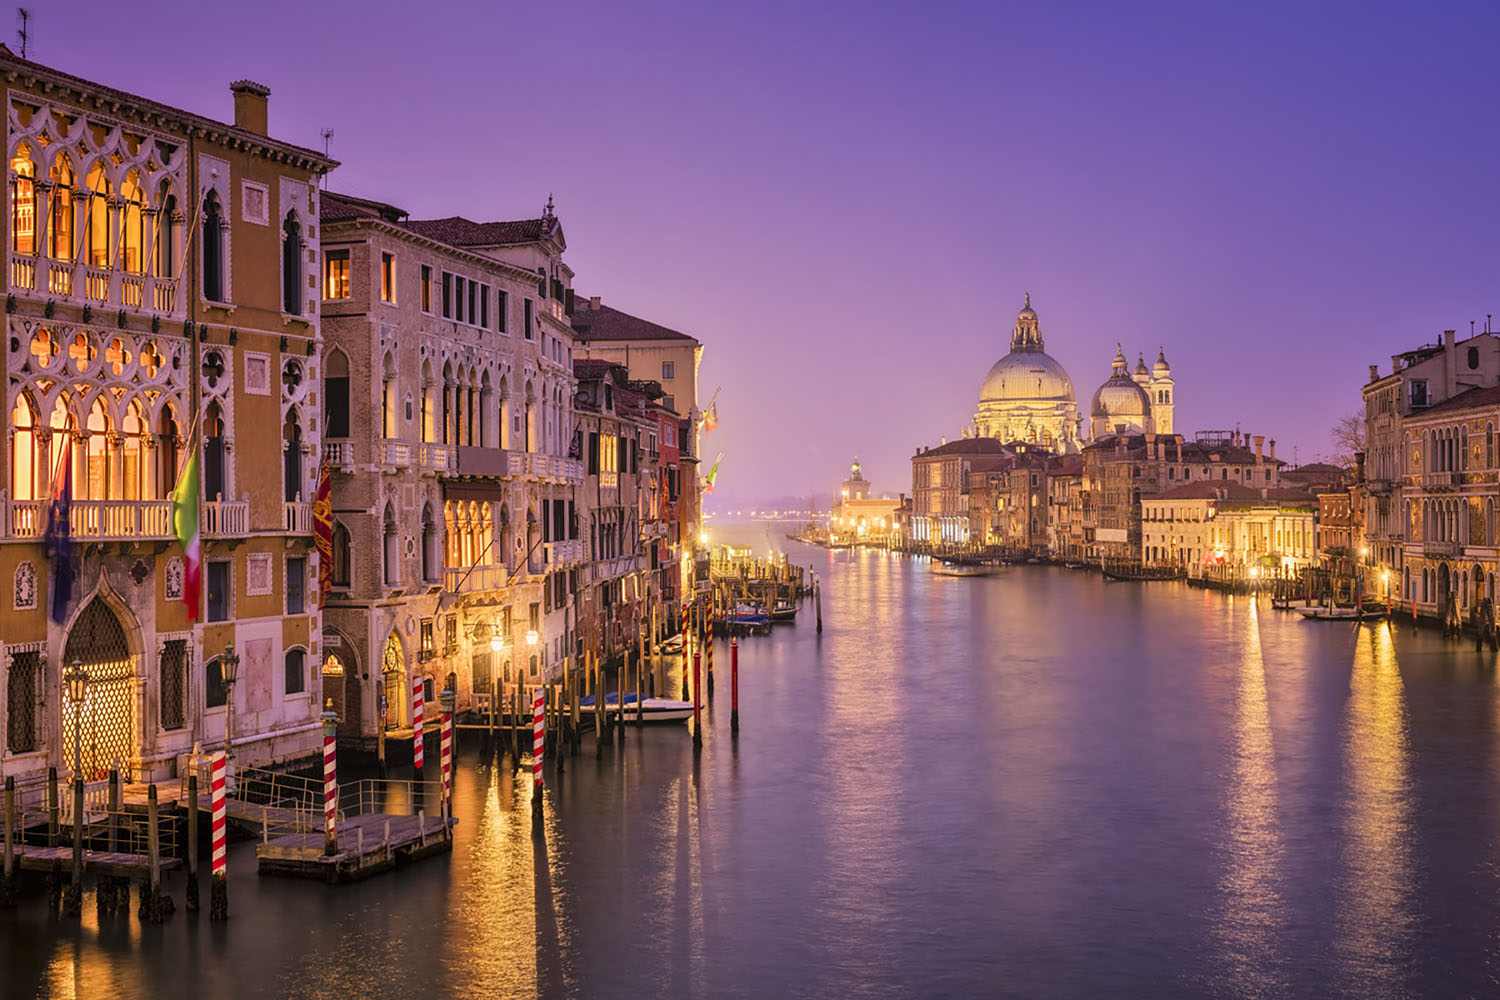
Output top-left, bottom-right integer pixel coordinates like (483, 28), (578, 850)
(10, 386), (185, 502)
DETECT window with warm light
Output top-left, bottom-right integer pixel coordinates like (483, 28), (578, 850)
(324, 249), (350, 300)
(381, 251), (396, 303)
(10, 145), (36, 255)
(420, 265), (432, 313)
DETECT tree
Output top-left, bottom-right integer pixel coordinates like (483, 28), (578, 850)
(1330, 410), (1366, 469)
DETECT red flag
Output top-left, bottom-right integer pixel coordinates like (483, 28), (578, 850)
(312, 458), (333, 606)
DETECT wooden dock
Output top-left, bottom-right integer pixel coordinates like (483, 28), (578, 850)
(6, 843), (182, 877)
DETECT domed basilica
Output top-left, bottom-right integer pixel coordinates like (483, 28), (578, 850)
(972, 295), (1175, 452)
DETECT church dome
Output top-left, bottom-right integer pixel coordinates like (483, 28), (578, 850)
(1091, 344), (1150, 426)
(980, 350), (1075, 403)
(1090, 378), (1150, 420)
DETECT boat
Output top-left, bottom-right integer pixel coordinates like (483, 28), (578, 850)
(579, 692), (693, 724)
(1100, 564), (1181, 582)
(1294, 602), (1389, 621)
(769, 601), (798, 623)
(717, 604), (771, 630)
(660, 634), (685, 655)
(931, 557), (1001, 577)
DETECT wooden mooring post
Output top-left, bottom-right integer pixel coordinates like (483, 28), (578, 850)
(138, 783), (173, 923)
(185, 773), (200, 911)
(63, 767), (83, 916)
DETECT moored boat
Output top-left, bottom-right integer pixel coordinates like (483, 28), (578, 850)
(769, 601), (798, 623)
(931, 557), (1002, 577)
(579, 692), (693, 724)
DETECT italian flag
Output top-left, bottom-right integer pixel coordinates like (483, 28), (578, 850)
(171, 446), (201, 620)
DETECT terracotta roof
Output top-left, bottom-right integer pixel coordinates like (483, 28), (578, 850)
(574, 359), (623, 381)
(571, 300), (697, 344)
(915, 439), (1012, 458)
(405, 216), (556, 247)
(1150, 482), (1316, 503)
(1416, 384), (1500, 417)
(321, 190), (406, 224)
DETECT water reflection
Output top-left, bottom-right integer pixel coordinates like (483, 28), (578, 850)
(1210, 598), (1287, 995)
(1335, 622), (1414, 996)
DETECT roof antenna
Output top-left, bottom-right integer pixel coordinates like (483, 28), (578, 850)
(17, 7), (29, 58)
(318, 129), (333, 187)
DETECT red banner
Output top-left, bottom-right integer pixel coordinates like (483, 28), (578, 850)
(312, 459), (333, 606)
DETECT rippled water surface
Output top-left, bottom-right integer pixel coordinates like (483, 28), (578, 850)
(8, 528), (1500, 998)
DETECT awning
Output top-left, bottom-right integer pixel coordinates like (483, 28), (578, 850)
(442, 480), (508, 502)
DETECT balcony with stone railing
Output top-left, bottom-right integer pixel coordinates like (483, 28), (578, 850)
(283, 502), (313, 535)
(203, 500), (249, 537)
(419, 443), (454, 474)
(380, 440), (411, 469)
(324, 440), (354, 469)
(544, 539), (585, 567)
(444, 563), (506, 594)
(9, 254), (182, 316)
(3, 498), (173, 541)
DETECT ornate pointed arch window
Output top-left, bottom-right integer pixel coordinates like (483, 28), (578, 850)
(10, 143), (37, 255)
(120, 171), (146, 272)
(48, 153), (74, 262)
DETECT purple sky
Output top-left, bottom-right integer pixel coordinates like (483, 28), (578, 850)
(44, 0), (1500, 503)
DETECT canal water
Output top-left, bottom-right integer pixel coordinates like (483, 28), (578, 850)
(7, 524), (1500, 998)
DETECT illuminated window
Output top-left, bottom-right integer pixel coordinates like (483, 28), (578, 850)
(324, 249), (350, 300)
(47, 154), (73, 260)
(420, 265), (432, 313)
(155, 186), (178, 279)
(120, 172), (145, 272)
(10, 144), (36, 255)
(85, 162), (111, 268)
(381, 251), (396, 303)
(9, 393), (40, 501)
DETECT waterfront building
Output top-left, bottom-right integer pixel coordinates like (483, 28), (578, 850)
(994, 450), (1051, 554)
(573, 360), (660, 662)
(1046, 454), (1086, 562)
(1397, 384), (1500, 616)
(830, 457), (901, 544)
(317, 191), (582, 741)
(908, 438), (1012, 545)
(1, 57), (335, 784)
(1141, 483), (1316, 578)
(1362, 329), (1500, 607)
(570, 297), (702, 613)
(1083, 431), (1282, 564)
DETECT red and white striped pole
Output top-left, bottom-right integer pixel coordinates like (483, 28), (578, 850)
(321, 701), (338, 856)
(532, 686), (545, 789)
(210, 750), (228, 920)
(412, 674), (425, 778)
(440, 702), (453, 805)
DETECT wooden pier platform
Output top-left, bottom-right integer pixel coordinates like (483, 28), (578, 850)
(6, 843), (182, 878)
(256, 811), (455, 882)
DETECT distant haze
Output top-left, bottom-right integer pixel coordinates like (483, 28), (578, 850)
(47, 0), (1500, 503)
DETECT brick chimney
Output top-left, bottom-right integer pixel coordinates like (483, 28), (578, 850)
(1268, 439), (1276, 461)
(230, 80), (271, 136)
(1369, 364), (1379, 382)
(1253, 435), (1264, 462)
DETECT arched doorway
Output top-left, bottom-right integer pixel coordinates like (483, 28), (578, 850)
(380, 632), (406, 730)
(1437, 563), (1451, 611)
(1474, 564), (1486, 608)
(62, 597), (136, 780)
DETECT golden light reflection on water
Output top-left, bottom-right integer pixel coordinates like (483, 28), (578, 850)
(1211, 597), (1286, 994)
(1335, 622), (1413, 991)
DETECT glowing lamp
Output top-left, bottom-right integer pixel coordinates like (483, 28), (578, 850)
(63, 659), (88, 703)
(526, 629), (538, 646)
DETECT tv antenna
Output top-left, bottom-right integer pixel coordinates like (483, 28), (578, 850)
(17, 8), (29, 58)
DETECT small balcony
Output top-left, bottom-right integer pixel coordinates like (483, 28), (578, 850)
(545, 539), (584, 566)
(380, 440), (411, 469)
(419, 443), (454, 473)
(203, 500), (249, 537)
(283, 502), (313, 534)
(444, 563), (506, 594)
(324, 440), (354, 468)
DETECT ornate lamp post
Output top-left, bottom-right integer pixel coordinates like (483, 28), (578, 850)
(63, 659), (88, 915)
(221, 643), (241, 776)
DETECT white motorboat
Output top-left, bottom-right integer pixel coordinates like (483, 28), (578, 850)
(579, 693), (693, 724)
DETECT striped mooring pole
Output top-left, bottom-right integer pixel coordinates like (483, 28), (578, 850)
(412, 674), (425, 777)
(532, 686), (545, 788)
(321, 700), (338, 857)
(440, 701), (453, 805)
(706, 619), (715, 699)
(210, 750), (228, 921)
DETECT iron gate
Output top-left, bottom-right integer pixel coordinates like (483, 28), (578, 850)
(63, 598), (137, 780)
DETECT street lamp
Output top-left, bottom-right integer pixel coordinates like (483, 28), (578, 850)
(222, 643), (241, 768)
(526, 629), (538, 647)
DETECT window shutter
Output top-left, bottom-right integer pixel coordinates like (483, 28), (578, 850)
(588, 432), (599, 474)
